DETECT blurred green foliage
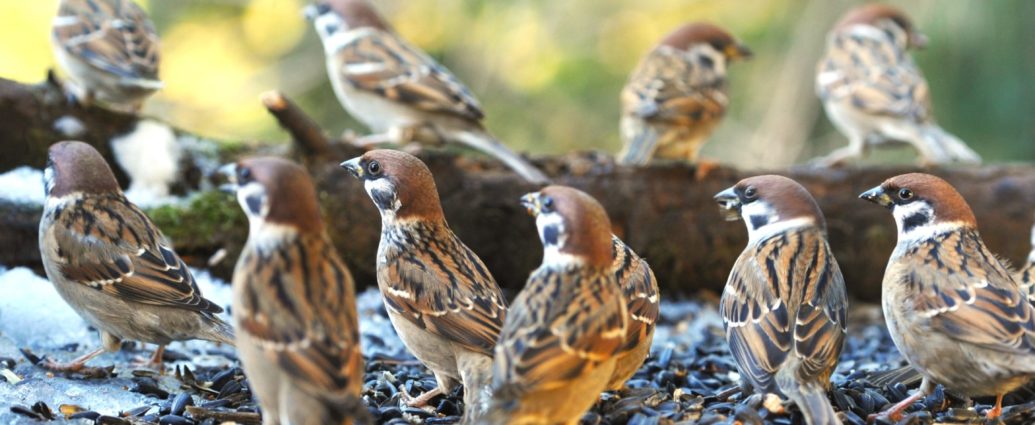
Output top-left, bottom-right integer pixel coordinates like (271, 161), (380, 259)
(1, 0), (1031, 166)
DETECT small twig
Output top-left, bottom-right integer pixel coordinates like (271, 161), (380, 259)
(260, 90), (332, 158)
(185, 406), (261, 425)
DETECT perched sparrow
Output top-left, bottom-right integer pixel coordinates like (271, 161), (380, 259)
(815, 4), (979, 166)
(38, 141), (231, 373)
(222, 157), (365, 425)
(488, 186), (628, 424)
(860, 173), (1035, 420)
(715, 175), (847, 425)
(52, 0), (162, 112)
(306, 0), (549, 184)
(617, 22), (751, 165)
(340, 149), (506, 420)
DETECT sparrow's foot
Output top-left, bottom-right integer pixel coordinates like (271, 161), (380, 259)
(867, 390), (923, 423)
(985, 394), (1004, 419)
(38, 348), (112, 378)
(130, 345), (166, 374)
(400, 385), (445, 408)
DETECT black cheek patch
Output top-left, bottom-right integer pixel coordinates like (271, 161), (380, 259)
(245, 194), (264, 216)
(749, 215), (769, 230)
(370, 188), (396, 211)
(542, 224), (560, 246)
(902, 210), (932, 233)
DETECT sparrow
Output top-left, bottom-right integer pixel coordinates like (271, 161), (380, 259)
(606, 235), (659, 390)
(860, 173), (1035, 420)
(222, 157), (365, 425)
(714, 175), (847, 425)
(37, 141), (232, 373)
(52, 0), (162, 112)
(340, 149), (506, 421)
(305, 0), (549, 184)
(488, 185), (628, 424)
(617, 22), (751, 165)
(815, 4), (980, 166)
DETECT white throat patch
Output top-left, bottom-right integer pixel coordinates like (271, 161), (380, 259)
(536, 211), (570, 265)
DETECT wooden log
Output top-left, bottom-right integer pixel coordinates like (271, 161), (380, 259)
(1, 76), (1033, 302)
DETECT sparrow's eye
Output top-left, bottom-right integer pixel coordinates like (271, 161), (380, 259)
(743, 187), (757, 200)
(898, 188), (914, 200)
(238, 166), (252, 183)
(367, 160), (382, 176)
(541, 196), (555, 213)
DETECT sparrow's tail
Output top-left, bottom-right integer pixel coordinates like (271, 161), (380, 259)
(203, 315), (236, 346)
(919, 124), (981, 164)
(453, 130), (550, 185)
(616, 118), (659, 165)
(777, 368), (841, 425)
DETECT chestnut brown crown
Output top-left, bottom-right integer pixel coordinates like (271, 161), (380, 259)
(835, 3), (926, 48)
(46, 141), (120, 198)
(536, 185), (614, 268)
(347, 149), (445, 222)
(319, 0), (391, 31)
(878, 173), (977, 228)
(659, 22), (752, 59)
(737, 175), (826, 229)
(236, 157), (325, 233)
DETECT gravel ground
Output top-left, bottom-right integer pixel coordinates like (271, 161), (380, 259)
(2, 266), (1035, 425)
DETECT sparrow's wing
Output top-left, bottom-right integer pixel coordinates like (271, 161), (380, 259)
(816, 28), (930, 122)
(492, 266), (626, 395)
(53, 0), (160, 82)
(234, 235), (363, 400)
(334, 28), (484, 121)
(621, 47), (728, 126)
(612, 236), (659, 352)
(901, 230), (1035, 355)
(51, 194), (221, 314)
(721, 227), (846, 390)
(379, 227), (506, 356)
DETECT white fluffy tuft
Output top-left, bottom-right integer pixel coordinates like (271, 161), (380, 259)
(111, 120), (181, 207)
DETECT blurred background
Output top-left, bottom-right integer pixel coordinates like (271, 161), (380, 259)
(1, 0), (1031, 167)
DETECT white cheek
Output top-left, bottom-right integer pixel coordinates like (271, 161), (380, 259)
(535, 212), (569, 264)
(43, 166), (54, 196)
(364, 178), (400, 221)
(236, 182), (268, 225)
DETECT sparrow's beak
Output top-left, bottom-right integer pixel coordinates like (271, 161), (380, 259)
(859, 186), (894, 208)
(713, 186), (742, 221)
(340, 157), (364, 178)
(521, 192), (542, 217)
(909, 31), (929, 49)
(217, 163), (239, 194)
(726, 43), (753, 60)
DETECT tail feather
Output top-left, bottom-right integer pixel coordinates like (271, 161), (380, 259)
(777, 369), (841, 425)
(617, 120), (659, 166)
(453, 131), (550, 184)
(921, 124), (981, 164)
(204, 315), (236, 346)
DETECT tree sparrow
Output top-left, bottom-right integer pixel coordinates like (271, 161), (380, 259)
(489, 185), (628, 424)
(38, 141), (231, 373)
(222, 157), (365, 425)
(306, 0), (549, 184)
(52, 0), (162, 112)
(618, 22), (751, 165)
(714, 175), (847, 425)
(860, 173), (1035, 420)
(340, 149), (506, 421)
(815, 4), (979, 166)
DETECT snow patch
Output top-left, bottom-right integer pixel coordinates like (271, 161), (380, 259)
(0, 167), (45, 205)
(111, 119), (182, 207)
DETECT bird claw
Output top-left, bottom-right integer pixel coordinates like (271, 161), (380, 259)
(399, 385), (443, 409)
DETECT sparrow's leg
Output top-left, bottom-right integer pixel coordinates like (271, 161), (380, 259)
(131, 345), (167, 373)
(867, 378), (934, 422)
(986, 393), (1004, 419)
(41, 347), (106, 372)
(400, 385), (445, 408)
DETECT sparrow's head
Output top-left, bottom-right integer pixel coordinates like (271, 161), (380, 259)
(304, 0), (390, 40)
(340, 149), (444, 223)
(859, 173), (976, 240)
(219, 157), (324, 233)
(45, 141), (120, 198)
(521, 185), (613, 268)
(836, 3), (928, 49)
(715, 175), (825, 242)
(660, 22), (752, 62)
